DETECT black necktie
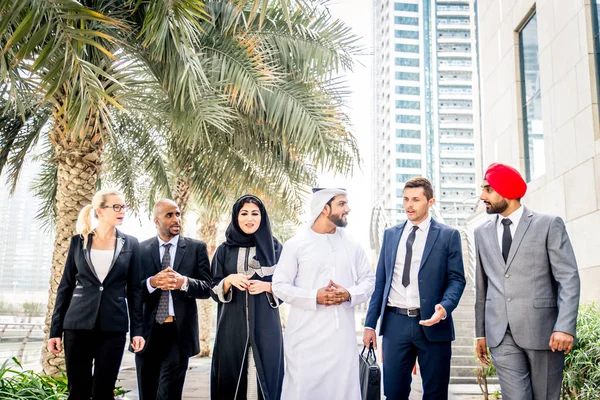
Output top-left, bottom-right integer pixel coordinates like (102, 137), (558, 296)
(501, 218), (512, 263)
(402, 226), (419, 287)
(155, 243), (172, 324)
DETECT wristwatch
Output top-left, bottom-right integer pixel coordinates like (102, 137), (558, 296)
(180, 277), (189, 292)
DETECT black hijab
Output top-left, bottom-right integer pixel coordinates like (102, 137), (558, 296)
(224, 194), (281, 267)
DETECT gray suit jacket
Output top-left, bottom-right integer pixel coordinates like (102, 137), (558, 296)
(474, 206), (580, 350)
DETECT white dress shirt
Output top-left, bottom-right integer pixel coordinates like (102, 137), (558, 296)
(146, 235), (179, 316)
(388, 216), (432, 309)
(90, 249), (113, 283)
(495, 205), (524, 251)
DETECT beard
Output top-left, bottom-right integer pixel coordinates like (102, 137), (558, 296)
(328, 212), (348, 227)
(485, 198), (509, 214)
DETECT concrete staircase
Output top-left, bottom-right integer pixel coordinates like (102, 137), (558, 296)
(449, 230), (498, 385)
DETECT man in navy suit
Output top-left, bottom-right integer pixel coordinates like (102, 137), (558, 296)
(363, 177), (466, 400)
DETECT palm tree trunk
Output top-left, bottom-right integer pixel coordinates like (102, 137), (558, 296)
(196, 217), (218, 357)
(42, 102), (104, 376)
(171, 177), (218, 357)
(173, 174), (192, 221)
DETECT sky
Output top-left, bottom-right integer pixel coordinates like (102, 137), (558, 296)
(313, 1), (374, 252)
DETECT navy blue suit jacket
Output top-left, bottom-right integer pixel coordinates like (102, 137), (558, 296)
(365, 219), (466, 342)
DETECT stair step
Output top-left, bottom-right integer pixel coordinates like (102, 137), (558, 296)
(453, 336), (476, 347)
(451, 356), (479, 367)
(450, 365), (480, 377)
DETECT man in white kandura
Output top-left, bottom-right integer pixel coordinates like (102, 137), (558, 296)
(272, 188), (375, 400)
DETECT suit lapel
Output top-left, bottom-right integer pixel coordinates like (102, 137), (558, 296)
(105, 232), (125, 278)
(419, 219), (440, 270)
(150, 238), (162, 272)
(173, 236), (186, 272)
(486, 217), (506, 267)
(505, 207), (534, 270)
(82, 234), (101, 282)
(387, 223), (405, 281)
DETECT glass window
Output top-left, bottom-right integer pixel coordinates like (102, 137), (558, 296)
(395, 43), (419, 53)
(395, 16), (419, 26)
(396, 144), (421, 153)
(395, 30), (419, 39)
(396, 173), (419, 182)
(396, 85), (420, 95)
(396, 114), (421, 124)
(396, 71), (420, 81)
(518, 13), (544, 181)
(396, 129), (421, 138)
(397, 159), (422, 168)
(396, 100), (420, 109)
(395, 3), (418, 12)
(395, 57), (420, 67)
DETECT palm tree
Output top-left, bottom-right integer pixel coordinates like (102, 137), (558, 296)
(0, 0), (311, 375)
(0, 0), (361, 373)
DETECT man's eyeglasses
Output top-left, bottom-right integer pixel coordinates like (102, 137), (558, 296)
(102, 204), (128, 212)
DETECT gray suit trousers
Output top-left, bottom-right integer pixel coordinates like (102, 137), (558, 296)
(490, 329), (565, 400)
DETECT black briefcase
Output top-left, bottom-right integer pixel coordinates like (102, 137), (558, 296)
(359, 345), (381, 400)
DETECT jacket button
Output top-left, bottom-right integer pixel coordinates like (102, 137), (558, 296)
(99, 286), (104, 292)
(505, 274), (510, 278)
(507, 298), (512, 302)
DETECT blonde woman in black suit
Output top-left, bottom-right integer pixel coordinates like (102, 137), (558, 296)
(48, 188), (145, 400)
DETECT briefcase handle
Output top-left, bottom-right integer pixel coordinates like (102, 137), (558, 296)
(361, 344), (377, 362)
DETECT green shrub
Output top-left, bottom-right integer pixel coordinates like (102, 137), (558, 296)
(0, 358), (129, 399)
(562, 303), (600, 400)
(0, 358), (68, 399)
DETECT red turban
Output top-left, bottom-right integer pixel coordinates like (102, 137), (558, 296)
(484, 163), (527, 199)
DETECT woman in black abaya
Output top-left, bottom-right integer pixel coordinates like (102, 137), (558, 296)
(210, 195), (284, 400)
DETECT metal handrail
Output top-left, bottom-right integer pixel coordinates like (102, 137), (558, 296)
(0, 322), (45, 365)
(459, 228), (476, 290)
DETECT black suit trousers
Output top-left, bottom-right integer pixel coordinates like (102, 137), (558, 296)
(135, 322), (189, 400)
(63, 327), (126, 400)
(381, 311), (452, 400)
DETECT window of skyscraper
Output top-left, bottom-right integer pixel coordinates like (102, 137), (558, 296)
(394, 3), (418, 12)
(396, 114), (421, 124)
(396, 129), (421, 138)
(396, 71), (420, 81)
(396, 100), (420, 109)
(591, 1), (600, 140)
(395, 30), (419, 39)
(518, 12), (544, 181)
(395, 16), (419, 25)
(395, 57), (420, 67)
(396, 173), (419, 182)
(396, 159), (422, 168)
(396, 85), (420, 94)
(396, 144), (421, 153)
(395, 43), (419, 53)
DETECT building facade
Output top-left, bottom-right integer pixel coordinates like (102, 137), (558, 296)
(0, 162), (53, 304)
(475, 0), (600, 301)
(372, 0), (481, 226)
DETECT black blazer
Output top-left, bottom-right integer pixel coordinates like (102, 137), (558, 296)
(138, 236), (212, 358)
(50, 230), (143, 338)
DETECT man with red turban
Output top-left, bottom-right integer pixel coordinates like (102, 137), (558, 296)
(474, 163), (580, 400)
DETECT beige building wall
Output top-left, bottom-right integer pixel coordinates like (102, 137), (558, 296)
(477, 0), (600, 302)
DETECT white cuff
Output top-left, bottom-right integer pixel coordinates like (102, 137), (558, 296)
(147, 279), (157, 294)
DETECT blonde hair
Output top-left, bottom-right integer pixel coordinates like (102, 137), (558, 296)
(76, 188), (123, 248)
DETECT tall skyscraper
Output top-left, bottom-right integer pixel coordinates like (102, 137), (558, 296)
(372, 0), (479, 226)
(0, 161), (53, 304)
